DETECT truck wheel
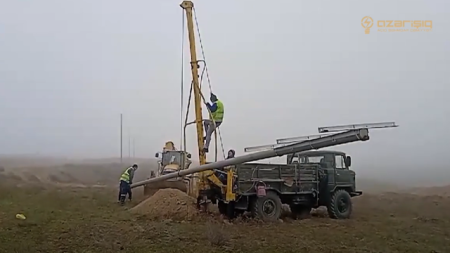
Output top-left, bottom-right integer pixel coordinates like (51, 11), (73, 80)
(218, 201), (227, 215)
(290, 205), (311, 220)
(327, 189), (352, 219)
(252, 191), (282, 222)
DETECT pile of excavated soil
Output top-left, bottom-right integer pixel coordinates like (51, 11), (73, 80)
(130, 189), (199, 221)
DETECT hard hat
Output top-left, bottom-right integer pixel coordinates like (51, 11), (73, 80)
(132, 163), (138, 169)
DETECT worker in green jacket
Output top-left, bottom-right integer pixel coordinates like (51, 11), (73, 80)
(118, 164), (138, 205)
(204, 93), (224, 153)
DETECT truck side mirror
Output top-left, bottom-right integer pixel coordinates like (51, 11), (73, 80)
(187, 153), (191, 159)
(155, 152), (159, 158)
(345, 156), (352, 167)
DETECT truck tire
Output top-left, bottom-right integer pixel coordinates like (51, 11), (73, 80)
(252, 191), (282, 222)
(327, 189), (352, 219)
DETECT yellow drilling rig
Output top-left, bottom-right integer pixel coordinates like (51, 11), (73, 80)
(133, 1), (399, 221)
(142, 1), (225, 202)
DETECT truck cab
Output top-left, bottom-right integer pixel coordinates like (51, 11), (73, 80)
(288, 150), (358, 196)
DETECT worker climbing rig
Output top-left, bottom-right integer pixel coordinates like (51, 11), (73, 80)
(179, 1), (228, 206)
(141, 1), (227, 207)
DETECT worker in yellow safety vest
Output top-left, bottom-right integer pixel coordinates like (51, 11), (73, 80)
(118, 164), (138, 205)
(215, 149), (236, 183)
(203, 93), (224, 153)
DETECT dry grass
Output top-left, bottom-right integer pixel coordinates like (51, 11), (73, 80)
(205, 222), (230, 246)
(0, 184), (449, 253)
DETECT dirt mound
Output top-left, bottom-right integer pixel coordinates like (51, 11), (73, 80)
(130, 189), (199, 221)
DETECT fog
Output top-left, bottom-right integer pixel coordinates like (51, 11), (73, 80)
(0, 0), (449, 186)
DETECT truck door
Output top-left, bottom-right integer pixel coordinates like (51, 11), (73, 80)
(321, 154), (336, 190)
(334, 154), (354, 188)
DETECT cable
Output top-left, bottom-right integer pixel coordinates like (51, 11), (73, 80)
(197, 62), (217, 162)
(184, 81), (193, 151)
(193, 7), (212, 92)
(193, 7), (226, 160)
(184, 64), (219, 162)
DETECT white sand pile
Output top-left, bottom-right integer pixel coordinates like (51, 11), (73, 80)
(130, 188), (199, 221)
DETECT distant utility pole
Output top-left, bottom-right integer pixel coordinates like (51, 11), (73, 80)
(120, 113), (123, 163)
(132, 138), (136, 159)
(128, 128), (131, 160)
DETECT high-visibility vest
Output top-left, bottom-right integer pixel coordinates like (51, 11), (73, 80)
(210, 100), (224, 122)
(120, 167), (132, 183)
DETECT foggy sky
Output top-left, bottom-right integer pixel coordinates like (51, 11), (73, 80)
(0, 0), (449, 181)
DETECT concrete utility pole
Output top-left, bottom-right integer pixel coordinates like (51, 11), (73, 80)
(132, 138), (136, 158)
(120, 113), (123, 163)
(128, 128), (131, 160)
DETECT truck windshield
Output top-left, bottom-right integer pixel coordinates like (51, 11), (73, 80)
(301, 156), (323, 163)
(161, 151), (183, 166)
(297, 154), (335, 168)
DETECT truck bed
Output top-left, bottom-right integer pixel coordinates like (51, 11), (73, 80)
(235, 163), (320, 195)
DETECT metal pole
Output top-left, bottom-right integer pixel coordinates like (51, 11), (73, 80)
(120, 114), (123, 163)
(131, 128), (370, 188)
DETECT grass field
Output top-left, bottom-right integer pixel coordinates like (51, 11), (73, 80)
(1, 184), (449, 253)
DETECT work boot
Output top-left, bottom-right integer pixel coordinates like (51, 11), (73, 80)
(119, 196), (126, 206)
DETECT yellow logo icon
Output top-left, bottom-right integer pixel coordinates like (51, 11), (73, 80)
(361, 16), (373, 34)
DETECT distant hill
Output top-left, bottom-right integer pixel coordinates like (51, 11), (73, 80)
(0, 155), (442, 193)
(0, 155), (160, 187)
